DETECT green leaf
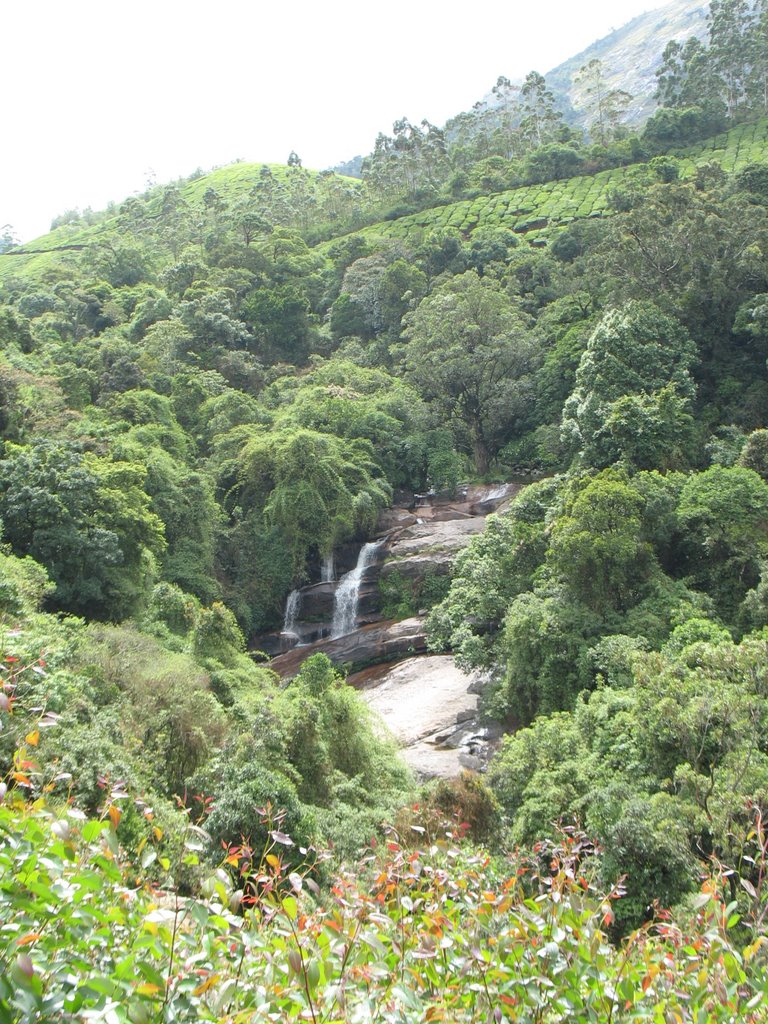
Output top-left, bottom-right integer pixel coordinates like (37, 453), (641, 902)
(282, 895), (298, 921)
(140, 848), (157, 870)
(81, 821), (105, 843)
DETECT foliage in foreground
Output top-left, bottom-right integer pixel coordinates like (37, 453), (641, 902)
(2, 793), (768, 1024)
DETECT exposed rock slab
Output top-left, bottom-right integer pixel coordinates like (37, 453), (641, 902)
(378, 486), (524, 587)
(377, 482), (524, 533)
(380, 549), (456, 580)
(385, 517), (486, 558)
(269, 617), (427, 678)
(350, 655), (497, 780)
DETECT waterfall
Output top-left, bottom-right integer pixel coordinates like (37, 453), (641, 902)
(282, 589), (302, 634)
(483, 483), (510, 502)
(330, 541), (383, 639)
(320, 552), (335, 583)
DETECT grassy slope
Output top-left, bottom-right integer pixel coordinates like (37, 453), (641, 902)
(1, 119), (766, 285)
(179, 161), (360, 204)
(0, 163), (360, 284)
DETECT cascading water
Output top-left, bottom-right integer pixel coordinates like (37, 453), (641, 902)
(483, 483), (511, 502)
(282, 589), (302, 635)
(330, 541), (383, 639)
(320, 553), (335, 583)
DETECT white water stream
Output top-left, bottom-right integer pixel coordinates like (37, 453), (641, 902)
(320, 553), (335, 583)
(483, 483), (511, 502)
(282, 589), (302, 635)
(330, 541), (384, 639)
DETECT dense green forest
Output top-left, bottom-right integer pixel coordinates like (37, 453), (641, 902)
(3, 0), (768, 1018)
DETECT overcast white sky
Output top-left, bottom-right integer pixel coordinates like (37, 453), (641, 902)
(2, 0), (664, 242)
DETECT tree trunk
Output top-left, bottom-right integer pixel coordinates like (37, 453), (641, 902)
(471, 429), (490, 476)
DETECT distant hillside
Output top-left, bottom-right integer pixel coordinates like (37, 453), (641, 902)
(0, 162), (361, 284)
(3, 116), (767, 287)
(328, 1), (709, 184)
(467, 0), (710, 133)
(546, 0), (709, 127)
(322, 117), (768, 249)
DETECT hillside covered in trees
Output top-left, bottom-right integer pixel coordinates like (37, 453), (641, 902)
(3, 0), (768, 1018)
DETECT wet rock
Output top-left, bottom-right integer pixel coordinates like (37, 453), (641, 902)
(442, 724), (479, 749)
(294, 582), (336, 622)
(430, 727), (456, 745)
(269, 617), (427, 677)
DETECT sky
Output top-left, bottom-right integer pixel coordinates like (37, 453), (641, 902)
(2, 0), (665, 242)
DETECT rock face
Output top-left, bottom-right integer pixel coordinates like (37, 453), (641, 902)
(262, 481), (526, 779)
(351, 655), (501, 779)
(381, 518), (486, 581)
(261, 481), (527, 671)
(268, 617), (428, 678)
(290, 582), (336, 623)
(378, 484), (522, 588)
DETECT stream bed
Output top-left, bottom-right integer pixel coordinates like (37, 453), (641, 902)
(261, 482), (522, 778)
(350, 655), (500, 779)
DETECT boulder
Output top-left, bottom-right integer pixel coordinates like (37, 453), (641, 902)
(377, 507), (419, 532)
(268, 617), (427, 677)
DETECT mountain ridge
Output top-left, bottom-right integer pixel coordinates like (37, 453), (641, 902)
(545, 0), (709, 127)
(332, 0), (710, 177)
(4, 114), (766, 286)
